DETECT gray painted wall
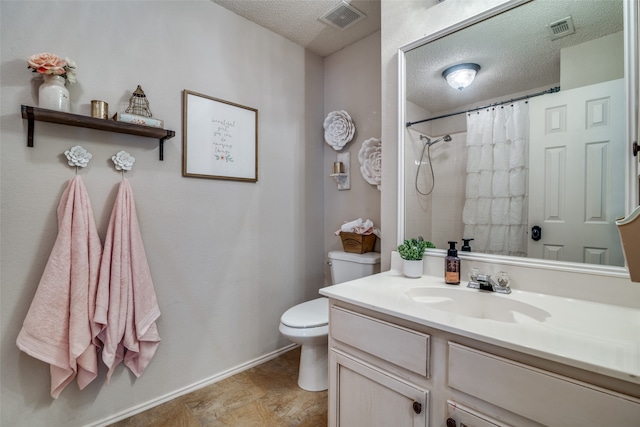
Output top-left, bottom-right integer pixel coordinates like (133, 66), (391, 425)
(1, 1), (329, 425)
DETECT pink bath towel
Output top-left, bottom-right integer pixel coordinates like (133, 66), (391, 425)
(16, 176), (102, 398)
(95, 178), (161, 382)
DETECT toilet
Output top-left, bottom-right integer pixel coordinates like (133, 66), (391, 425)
(279, 250), (381, 391)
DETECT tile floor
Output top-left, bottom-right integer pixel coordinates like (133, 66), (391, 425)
(109, 347), (327, 427)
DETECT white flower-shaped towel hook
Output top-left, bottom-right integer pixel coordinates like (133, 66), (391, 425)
(358, 137), (382, 191)
(112, 150), (135, 172)
(323, 110), (355, 151)
(64, 145), (92, 172)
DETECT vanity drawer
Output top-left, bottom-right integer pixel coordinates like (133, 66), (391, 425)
(330, 306), (430, 376)
(447, 400), (511, 427)
(448, 343), (640, 426)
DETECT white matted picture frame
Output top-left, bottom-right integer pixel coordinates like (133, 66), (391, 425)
(182, 90), (258, 182)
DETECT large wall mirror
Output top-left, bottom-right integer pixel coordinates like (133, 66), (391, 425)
(399, 0), (638, 274)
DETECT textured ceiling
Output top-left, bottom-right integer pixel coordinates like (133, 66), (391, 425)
(209, 0), (623, 114)
(210, 0), (381, 57)
(406, 0), (624, 115)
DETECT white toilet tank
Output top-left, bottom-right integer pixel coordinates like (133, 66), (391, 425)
(328, 250), (381, 284)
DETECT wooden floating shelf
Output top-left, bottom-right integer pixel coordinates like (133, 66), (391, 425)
(21, 105), (175, 160)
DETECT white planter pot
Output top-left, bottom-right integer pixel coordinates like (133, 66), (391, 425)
(402, 259), (423, 278)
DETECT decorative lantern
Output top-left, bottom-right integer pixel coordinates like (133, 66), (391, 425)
(125, 85), (152, 117)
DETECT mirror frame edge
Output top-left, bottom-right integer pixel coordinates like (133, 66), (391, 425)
(397, 0), (638, 279)
(624, 0), (639, 214)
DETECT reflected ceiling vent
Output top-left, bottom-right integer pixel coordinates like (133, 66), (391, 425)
(547, 16), (576, 40)
(319, 1), (366, 30)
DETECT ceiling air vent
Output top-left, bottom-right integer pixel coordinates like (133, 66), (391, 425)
(547, 16), (575, 40)
(319, 1), (366, 30)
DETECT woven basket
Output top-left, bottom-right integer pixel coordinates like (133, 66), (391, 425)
(339, 232), (376, 254)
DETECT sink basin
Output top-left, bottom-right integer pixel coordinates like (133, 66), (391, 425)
(405, 287), (551, 323)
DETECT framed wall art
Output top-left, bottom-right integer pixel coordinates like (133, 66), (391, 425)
(182, 90), (258, 182)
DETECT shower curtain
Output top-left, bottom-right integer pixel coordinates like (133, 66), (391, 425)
(462, 100), (529, 257)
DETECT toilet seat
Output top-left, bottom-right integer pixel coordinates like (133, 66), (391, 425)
(280, 297), (328, 328)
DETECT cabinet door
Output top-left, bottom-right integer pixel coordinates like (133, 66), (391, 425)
(331, 351), (428, 427)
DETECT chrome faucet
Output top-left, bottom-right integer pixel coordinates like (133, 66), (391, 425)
(467, 269), (511, 294)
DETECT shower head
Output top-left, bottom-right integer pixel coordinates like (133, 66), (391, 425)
(424, 134), (452, 146)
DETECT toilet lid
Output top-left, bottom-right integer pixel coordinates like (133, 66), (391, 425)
(281, 297), (328, 328)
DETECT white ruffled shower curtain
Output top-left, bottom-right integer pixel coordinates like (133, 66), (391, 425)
(462, 100), (529, 257)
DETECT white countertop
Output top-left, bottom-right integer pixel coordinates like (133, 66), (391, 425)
(320, 270), (640, 385)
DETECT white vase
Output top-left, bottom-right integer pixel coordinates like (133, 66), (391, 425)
(402, 259), (423, 278)
(39, 74), (70, 112)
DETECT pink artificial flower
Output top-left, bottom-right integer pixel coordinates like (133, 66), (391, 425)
(27, 52), (67, 76)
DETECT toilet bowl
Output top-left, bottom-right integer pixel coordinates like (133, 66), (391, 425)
(279, 297), (329, 391)
(279, 250), (381, 391)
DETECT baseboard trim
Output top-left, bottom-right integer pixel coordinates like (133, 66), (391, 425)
(87, 344), (298, 427)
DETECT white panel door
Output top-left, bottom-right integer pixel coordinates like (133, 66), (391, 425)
(528, 79), (625, 265)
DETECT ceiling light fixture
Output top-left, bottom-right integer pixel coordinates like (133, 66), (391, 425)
(442, 63), (481, 91)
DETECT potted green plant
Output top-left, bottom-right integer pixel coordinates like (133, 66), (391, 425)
(397, 238), (435, 278)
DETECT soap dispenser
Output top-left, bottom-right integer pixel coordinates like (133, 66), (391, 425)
(445, 241), (460, 285)
(461, 238), (474, 252)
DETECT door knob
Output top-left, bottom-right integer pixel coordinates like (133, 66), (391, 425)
(412, 401), (422, 414)
(531, 225), (542, 241)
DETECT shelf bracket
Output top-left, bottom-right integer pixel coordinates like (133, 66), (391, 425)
(26, 106), (35, 147)
(159, 131), (175, 161)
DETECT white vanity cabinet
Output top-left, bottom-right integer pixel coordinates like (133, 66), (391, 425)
(326, 298), (640, 427)
(328, 305), (431, 427)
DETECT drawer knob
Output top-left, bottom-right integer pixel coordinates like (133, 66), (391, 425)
(446, 418), (457, 427)
(413, 401), (422, 414)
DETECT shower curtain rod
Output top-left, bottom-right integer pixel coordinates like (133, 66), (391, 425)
(406, 86), (560, 128)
